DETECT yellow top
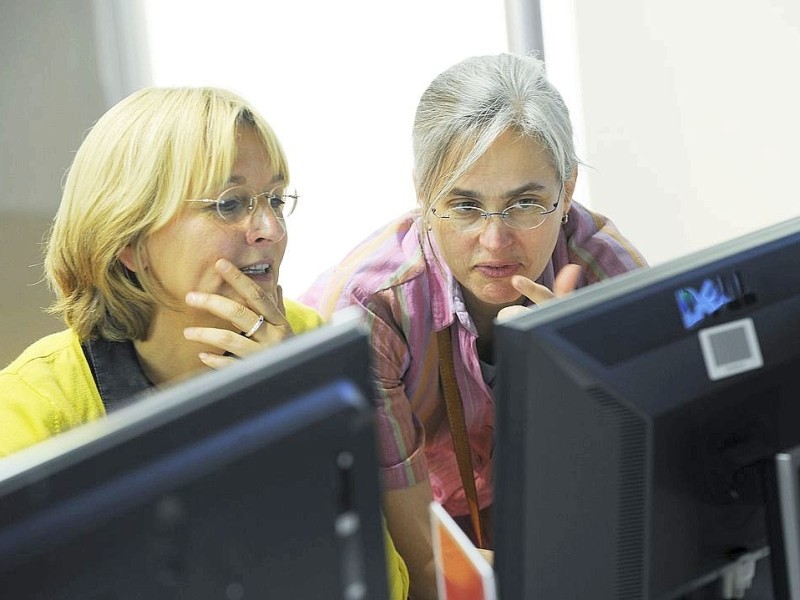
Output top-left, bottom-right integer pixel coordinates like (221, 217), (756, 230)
(0, 299), (323, 456)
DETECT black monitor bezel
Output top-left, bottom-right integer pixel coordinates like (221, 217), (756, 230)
(494, 216), (800, 599)
(0, 312), (390, 599)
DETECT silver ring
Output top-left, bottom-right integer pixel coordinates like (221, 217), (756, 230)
(243, 314), (265, 338)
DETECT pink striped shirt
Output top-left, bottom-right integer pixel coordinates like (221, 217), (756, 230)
(299, 202), (646, 517)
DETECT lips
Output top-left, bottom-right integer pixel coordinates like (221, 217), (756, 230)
(475, 263), (520, 278)
(240, 262), (271, 276)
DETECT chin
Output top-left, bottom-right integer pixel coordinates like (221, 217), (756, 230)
(478, 283), (520, 302)
(474, 292), (523, 312)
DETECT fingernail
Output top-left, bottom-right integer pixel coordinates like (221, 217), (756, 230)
(216, 258), (233, 272)
(184, 327), (197, 338)
(186, 292), (201, 304)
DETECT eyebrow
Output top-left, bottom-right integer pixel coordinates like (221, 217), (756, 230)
(226, 174), (286, 188)
(448, 182), (549, 199)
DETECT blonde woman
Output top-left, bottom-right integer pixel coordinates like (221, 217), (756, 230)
(1, 87), (315, 450)
(0, 87), (408, 599)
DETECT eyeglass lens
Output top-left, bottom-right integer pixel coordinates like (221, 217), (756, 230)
(216, 186), (296, 224)
(440, 204), (551, 231)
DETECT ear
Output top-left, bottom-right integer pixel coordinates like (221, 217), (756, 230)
(118, 243), (145, 272)
(561, 166), (578, 215)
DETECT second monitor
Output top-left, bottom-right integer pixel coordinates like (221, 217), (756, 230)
(494, 216), (800, 599)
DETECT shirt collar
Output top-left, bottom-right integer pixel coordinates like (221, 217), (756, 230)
(83, 338), (154, 412)
(418, 215), (478, 336)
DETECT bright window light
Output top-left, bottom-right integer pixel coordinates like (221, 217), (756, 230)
(143, 0), (508, 299)
(540, 0), (590, 207)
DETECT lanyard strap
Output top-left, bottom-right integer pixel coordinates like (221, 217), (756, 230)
(437, 325), (485, 548)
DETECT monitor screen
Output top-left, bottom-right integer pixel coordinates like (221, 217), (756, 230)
(494, 216), (800, 599)
(0, 314), (390, 600)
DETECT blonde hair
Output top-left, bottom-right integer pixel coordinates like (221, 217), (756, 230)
(45, 87), (288, 342)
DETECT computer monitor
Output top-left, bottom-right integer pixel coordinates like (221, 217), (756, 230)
(0, 313), (390, 600)
(494, 216), (800, 599)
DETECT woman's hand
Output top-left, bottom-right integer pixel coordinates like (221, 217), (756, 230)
(497, 263), (583, 322)
(183, 258), (294, 368)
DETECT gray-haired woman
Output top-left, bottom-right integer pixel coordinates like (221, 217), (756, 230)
(302, 53), (648, 599)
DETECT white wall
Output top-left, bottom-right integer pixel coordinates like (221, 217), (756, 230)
(558, 0), (800, 266)
(0, 0), (110, 367)
(0, 1), (107, 217)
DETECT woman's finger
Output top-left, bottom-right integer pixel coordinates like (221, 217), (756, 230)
(509, 276), (555, 305)
(498, 264), (584, 323)
(185, 291), (259, 334)
(185, 289), (291, 349)
(552, 263), (583, 297)
(184, 321), (289, 364)
(182, 259), (294, 364)
(510, 264), (583, 305)
(197, 351), (237, 369)
(497, 304), (529, 322)
(184, 288), (292, 361)
(214, 258), (287, 326)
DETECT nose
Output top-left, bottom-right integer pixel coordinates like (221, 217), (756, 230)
(477, 215), (514, 251)
(245, 202), (286, 244)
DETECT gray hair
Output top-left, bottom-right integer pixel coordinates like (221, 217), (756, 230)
(412, 53), (579, 210)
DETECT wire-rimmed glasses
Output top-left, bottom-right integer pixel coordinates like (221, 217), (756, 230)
(187, 186), (299, 227)
(430, 198), (560, 232)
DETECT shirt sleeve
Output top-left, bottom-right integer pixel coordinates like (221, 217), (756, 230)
(0, 373), (56, 456)
(304, 274), (429, 490)
(0, 368), (103, 458)
(362, 288), (429, 489)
